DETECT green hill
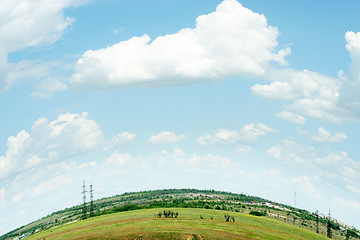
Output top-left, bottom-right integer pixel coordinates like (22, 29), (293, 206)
(2, 189), (359, 240)
(26, 208), (330, 240)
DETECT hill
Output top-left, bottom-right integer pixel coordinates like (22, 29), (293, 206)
(27, 208), (330, 240)
(2, 189), (359, 240)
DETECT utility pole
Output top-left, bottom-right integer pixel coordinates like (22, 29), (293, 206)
(90, 183), (94, 217)
(327, 209), (332, 238)
(316, 210), (319, 234)
(81, 180), (87, 220)
(346, 229), (350, 240)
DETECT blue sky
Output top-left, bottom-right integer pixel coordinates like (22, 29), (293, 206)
(1, 0), (360, 235)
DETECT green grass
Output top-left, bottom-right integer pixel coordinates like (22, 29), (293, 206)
(27, 208), (329, 240)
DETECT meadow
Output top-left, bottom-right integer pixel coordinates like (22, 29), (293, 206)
(27, 208), (329, 240)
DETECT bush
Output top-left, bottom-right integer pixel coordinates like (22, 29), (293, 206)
(154, 210), (178, 218)
(224, 214), (235, 222)
(249, 210), (266, 217)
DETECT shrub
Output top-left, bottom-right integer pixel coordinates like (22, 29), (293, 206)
(155, 210), (178, 218)
(249, 210), (266, 217)
(224, 214), (235, 222)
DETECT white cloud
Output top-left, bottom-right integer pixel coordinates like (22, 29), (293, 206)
(198, 124), (275, 146)
(311, 127), (347, 143)
(338, 31), (360, 118)
(316, 152), (360, 189)
(78, 161), (97, 169)
(253, 31), (360, 123)
(147, 131), (186, 145)
(12, 175), (72, 204)
(30, 76), (68, 99)
(267, 139), (317, 169)
(345, 31), (360, 80)
(283, 98), (346, 123)
(236, 145), (253, 154)
(275, 111), (306, 124)
(253, 68), (340, 101)
(105, 152), (134, 168)
(253, 67), (344, 123)
(240, 123), (276, 141)
(268, 139), (360, 197)
(332, 196), (360, 216)
(197, 129), (240, 146)
(112, 132), (136, 145)
(266, 145), (283, 160)
(292, 175), (322, 200)
(176, 153), (231, 170)
(0, 188), (5, 209)
(70, 0), (289, 92)
(0, 112), (103, 179)
(0, 0), (86, 91)
(104, 131), (136, 151)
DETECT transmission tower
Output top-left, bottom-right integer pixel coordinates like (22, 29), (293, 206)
(316, 210), (319, 234)
(90, 183), (94, 217)
(327, 209), (332, 238)
(81, 180), (87, 219)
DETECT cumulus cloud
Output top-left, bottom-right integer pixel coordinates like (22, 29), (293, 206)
(268, 139), (360, 196)
(30, 76), (68, 99)
(267, 139), (317, 169)
(252, 67), (345, 123)
(70, 0), (289, 91)
(105, 152), (134, 168)
(198, 123), (276, 146)
(275, 111), (306, 124)
(338, 31), (360, 117)
(311, 127), (347, 143)
(253, 31), (360, 123)
(240, 123), (276, 141)
(197, 129), (240, 146)
(345, 31), (360, 80)
(104, 131), (136, 151)
(0, 112), (103, 179)
(252, 68), (340, 101)
(0, 0), (86, 91)
(147, 131), (186, 145)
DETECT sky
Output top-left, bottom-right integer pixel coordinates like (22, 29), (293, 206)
(1, 0), (360, 235)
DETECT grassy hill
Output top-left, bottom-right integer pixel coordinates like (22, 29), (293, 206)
(26, 208), (330, 240)
(2, 189), (359, 240)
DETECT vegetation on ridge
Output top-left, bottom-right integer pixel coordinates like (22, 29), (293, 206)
(2, 189), (359, 240)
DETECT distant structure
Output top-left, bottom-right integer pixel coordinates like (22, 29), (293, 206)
(316, 210), (319, 234)
(81, 180), (87, 219)
(294, 192), (297, 209)
(327, 209), (332, 238)
(90, 183), (94, 217)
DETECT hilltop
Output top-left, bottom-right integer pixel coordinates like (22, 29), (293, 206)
(2, 189), (359, 240)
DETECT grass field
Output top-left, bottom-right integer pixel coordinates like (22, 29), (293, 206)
(27, 208), (330, 240)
